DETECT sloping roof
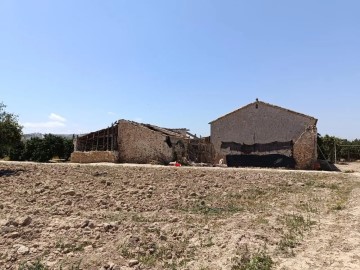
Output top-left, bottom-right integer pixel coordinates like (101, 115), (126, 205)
(209, 100), (318, 125)
(121, 120), (188, 138)
(78, 120), (188, 140)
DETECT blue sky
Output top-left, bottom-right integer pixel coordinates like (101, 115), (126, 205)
(0, 1), (359, 139)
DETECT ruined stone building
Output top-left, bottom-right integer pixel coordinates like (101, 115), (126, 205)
(71, 119), (213, 164)
(71, 100), (317, 169)
(209, 100), (318, 169)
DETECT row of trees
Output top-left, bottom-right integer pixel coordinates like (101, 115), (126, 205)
(10, 134), (74, 162)
(318, 134), (360, 162)
(0, 102), (74, 162)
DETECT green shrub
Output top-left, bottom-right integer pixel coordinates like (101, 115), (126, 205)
(19, 260), (48, 270)
(10, 134), (74, 162)
(231, 250), (274, 270)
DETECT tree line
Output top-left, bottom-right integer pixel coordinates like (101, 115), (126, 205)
(0, 102), (74, 162)
(318, 134), (360, 163)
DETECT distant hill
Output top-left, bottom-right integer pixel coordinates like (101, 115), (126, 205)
(23, 133), (44, 140)
(23, 133), (81, 141)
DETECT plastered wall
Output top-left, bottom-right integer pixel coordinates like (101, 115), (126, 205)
(211, 102), (317, 168)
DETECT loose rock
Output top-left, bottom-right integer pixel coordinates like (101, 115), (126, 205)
(128, 259), (139, 267)
(62, 190), (76, 196)
(16, 245), (30, 255)
(20, 216), (32, 226)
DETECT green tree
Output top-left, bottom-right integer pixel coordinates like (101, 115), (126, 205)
(43, 134), (65, 158)
(9, 140), (25, 161)
(42, 134), (74, 161)
(23, 137), (53, 162)
(0, 102), (22, 157)
(63, 137), (74, 161)
(337, 138), (360, 161)
(318, 134), (360, 162)
(18, 135), (74, 162)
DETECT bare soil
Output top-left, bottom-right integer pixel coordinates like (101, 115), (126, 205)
(1, 161), (360, 270)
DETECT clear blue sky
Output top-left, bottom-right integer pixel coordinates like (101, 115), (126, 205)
(1, 1), (359, 139)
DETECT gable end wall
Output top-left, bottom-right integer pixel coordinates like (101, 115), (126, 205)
(211, 103), (317, 168)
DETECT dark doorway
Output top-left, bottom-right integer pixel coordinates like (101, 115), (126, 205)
(226, 154), (296, 168)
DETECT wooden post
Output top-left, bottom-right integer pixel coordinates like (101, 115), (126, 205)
(96, 131), (99, 151)
(110, 126), (113, 151)
(84, 135), (88, 152)
(103, 130), (106, 151)
(74, 135), (78, 151)
(107, 127), (110, 151)
(115, 123), (118, 151)
(111, 125), (115, 151)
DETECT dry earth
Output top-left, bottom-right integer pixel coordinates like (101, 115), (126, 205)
(1, 161), (360, 270)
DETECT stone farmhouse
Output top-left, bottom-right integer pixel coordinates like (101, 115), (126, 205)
(71, 119), (213, 164)
(71, 100), (317, 170)
(209, 99), (318, 169)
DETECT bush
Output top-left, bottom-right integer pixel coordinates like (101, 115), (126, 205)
(10, 135), (74, 162)
(231, 250), (274, 270)
(19, 260), (48, 270)
(9, 140), (25, 161)
(63, 137), (74, 161)
(23, 137), (53, 162)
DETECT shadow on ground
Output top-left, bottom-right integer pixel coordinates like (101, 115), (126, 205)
(318, 160), (341, 171)
(0, 169), (25, 177)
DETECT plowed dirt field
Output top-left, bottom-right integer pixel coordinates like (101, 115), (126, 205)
(1, 161), (360, 270)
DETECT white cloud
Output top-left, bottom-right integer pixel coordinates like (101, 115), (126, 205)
(23, 121), (66, 128)
(49, 113), (66, 122)
(134, 117), (143, 123)
(22, 113), (68, 133)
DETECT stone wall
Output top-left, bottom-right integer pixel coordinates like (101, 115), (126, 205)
(293, 126), (318, 169)
(118, 120), (178, 164)
(187, 141), (215, 164)
(71, 120), (214, 165)
(70, 151), (119, 163)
